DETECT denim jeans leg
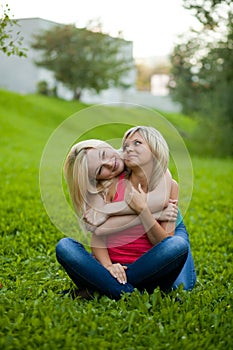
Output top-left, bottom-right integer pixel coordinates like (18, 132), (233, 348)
(172, 221), (197, 290)
(56, 237), (134, 300)
(126, 235), (189, 293)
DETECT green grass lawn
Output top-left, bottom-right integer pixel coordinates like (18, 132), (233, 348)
(0, 90), (232, 349)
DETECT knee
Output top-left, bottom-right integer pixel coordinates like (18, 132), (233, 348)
(171, 236), (189, 258)
(56, 237), (84, 264)
(56, 237), (74, 261)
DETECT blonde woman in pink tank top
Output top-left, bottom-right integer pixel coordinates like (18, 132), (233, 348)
(56, 126), (196, 299)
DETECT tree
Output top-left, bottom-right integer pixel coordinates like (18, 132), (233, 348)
(169, 0), (233, 155)
(182, 0), (232, 30)
(31, 24), (133, 100)
(0, 4), (27, 57)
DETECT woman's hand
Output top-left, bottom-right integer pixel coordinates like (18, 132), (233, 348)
(84, 208), (108, 226)
(106, 263), (128, 284)
(84, 222), (96, 233)
(124, 183), (147, 214)
(158, 200), (178, 221)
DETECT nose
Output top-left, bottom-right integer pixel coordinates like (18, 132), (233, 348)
(102, 158), (113, 168)
(125, 143), (134, 152)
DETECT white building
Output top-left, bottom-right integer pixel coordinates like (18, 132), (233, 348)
(151, 74), (170, 96)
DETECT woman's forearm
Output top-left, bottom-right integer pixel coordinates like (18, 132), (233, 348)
(101, 169), (172, 216)
(122, 176), (174, 245)
(139, 207), (169, 245)
(95, 214), (140, 235)
(94, 210), (166, 236)
(94, 174), (176, 236)
(159, 179), (179, 236)
(91, 234), (112, 268)
(91, 234), (128, 284)
(147, 169), (171, 211)
(95, 205), (171, 244)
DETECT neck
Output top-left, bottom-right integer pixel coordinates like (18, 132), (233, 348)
(130, 165), (152, 192)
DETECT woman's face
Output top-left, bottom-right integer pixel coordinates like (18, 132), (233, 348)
(86, 146), (125, 181)
(123, 131), (152, 168)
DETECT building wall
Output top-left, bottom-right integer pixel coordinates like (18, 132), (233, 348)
(0, 18), (60, 94)
(151, 74), (170, 96)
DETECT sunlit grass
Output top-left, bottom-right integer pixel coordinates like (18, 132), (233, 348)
(0, 90), (232, 350)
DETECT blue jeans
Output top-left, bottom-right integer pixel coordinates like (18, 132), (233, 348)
(172, 221), (196, 290)
(56, 235), (188, 300)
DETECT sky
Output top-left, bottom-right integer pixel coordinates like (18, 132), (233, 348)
(2, 0), (199, 58)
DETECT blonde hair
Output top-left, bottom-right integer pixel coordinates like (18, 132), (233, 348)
(64, 139), (114, 218)
(122, 126), (169, 190)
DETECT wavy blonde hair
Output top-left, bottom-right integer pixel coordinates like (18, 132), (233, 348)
(122, 126), (169, 190)
(64, 139), (115, 218)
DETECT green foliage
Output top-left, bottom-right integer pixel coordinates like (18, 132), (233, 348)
(0, 91), (232, 349)
(31, 24), (133, 100)
(36, 80), (50, 95)
(169, 0), (233, 156)
(182, 0), (232, 29)
(0, 4), (27, 57)
(36, 80), (57, 97)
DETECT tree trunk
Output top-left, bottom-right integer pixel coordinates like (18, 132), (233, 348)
(73, 89), (82, 100)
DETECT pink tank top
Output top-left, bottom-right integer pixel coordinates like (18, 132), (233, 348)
(107, 173), (153, 264)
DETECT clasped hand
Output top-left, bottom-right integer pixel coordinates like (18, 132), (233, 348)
(125, 182), (178, 221)
(159, 200), (178, 221)
(124, 183), (147, 214)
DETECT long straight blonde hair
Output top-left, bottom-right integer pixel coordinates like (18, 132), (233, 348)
(64, 139), (115, 218)
(122, 126), (169, 190)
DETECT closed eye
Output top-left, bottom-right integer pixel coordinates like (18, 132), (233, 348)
(97, 151), (106, 175)
(96, 149), (104, 176)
